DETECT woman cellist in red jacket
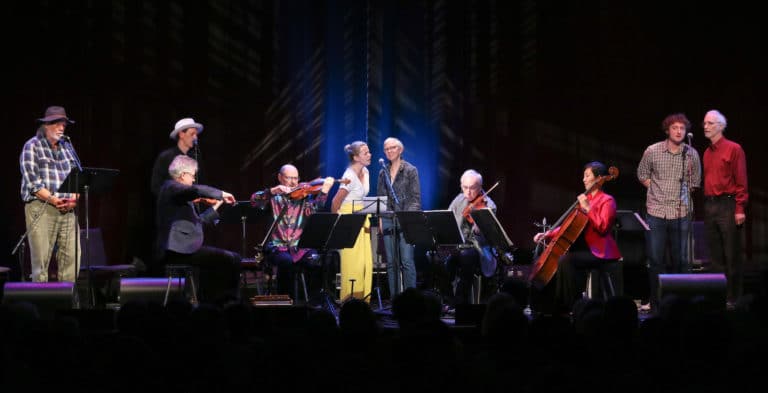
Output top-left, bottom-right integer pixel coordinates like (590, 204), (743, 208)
(533, 161), (622, 312)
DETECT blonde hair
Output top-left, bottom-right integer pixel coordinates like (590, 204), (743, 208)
(344, 141), (368, 162)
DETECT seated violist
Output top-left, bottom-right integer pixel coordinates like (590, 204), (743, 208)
(445, 169), (498, 305)
(532, 161), (622, 313)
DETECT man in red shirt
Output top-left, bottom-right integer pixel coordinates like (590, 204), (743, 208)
(702, 109), (748, 309)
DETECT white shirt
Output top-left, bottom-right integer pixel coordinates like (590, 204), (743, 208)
(340, 166), (369, 204)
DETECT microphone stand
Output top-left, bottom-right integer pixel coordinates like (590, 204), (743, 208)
(380, 160), (404, 296)
(192, 140), (202, 212)
(679, 139), (694, 274)
(685, 135), (695, 272)
(62, 139), (87, 308)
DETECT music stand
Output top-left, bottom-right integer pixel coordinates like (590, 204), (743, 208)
(353, 196), (390, 309)
(58, 167), (119, 309)
(614, 210), (650, 232)
(613, 210), (650, 301)
(397, 210), (465, 303)
(298, 213), (366, 317)
(470, 208), (516, 264)
(351, 196), (389, 215)
(470, 208), (517, 295)
(217, 201), (268, 257)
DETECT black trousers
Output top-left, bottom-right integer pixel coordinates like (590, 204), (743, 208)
(164, 246), (241, 304)
(266, 248), (322, 301)
(704, 197), (743, 302)
(555, 251), (619, 312)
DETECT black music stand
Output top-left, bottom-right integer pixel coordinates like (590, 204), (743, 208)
(470, 208), (517, 294)
(614, 210), (650, 301)
(396, 210), (465, 304)
(218, 201), (268, 257)
(353, 196), (390, 309)
(614, 210), (650, 233)
(470, 208), (516, 265)
(58, 167), (119, 309)
(298, 212), (366, 317)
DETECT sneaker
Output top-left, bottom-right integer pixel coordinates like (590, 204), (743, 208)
(638, 303), (652, 312)
(726, 301), (736, 311)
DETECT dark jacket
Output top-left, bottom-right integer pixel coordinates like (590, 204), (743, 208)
(376, 159), (421, 211)
(155, 179), (223, 257)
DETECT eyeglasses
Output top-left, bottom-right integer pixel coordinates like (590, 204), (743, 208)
(183, 172), (196, 180)
(282, 175), (299, 181)
(702, 121), (721, 127)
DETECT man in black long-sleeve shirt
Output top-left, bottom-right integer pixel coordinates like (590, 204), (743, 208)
(150, 117), (203, 195)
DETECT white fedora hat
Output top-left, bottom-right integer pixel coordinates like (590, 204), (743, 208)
(170, 117), (204, 139)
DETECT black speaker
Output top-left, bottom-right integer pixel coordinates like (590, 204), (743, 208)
(658, 273), (726, 304)
(118, 277), (184, 305)
(2, 282), (76, 318)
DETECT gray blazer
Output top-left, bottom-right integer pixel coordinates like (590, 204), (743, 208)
(156, 179), (223, 256)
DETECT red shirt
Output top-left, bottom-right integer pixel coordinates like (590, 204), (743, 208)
(703, 136), (749, 215)
(547, 190), (622, 260)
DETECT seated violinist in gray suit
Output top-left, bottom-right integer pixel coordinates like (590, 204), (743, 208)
(155, 155), (241, 304)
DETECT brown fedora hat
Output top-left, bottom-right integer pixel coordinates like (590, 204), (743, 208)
(38, 106), (75, 124)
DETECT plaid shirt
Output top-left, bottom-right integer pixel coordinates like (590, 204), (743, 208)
(637, 141), (701, 219)
(19, 135), (77, 202)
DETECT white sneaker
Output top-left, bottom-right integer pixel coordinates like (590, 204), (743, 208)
(638, 303), (651, 312)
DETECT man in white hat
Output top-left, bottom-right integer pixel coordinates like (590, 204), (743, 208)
(150, 117), (204, 195)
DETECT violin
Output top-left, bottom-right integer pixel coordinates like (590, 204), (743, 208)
(251, 178), (351, 203)
(193, 197), (220, 205)
(462, 181), (500, 225)
(287, 178), (351, 200)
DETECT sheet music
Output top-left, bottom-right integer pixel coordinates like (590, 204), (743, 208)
(351, 196), (389, 215)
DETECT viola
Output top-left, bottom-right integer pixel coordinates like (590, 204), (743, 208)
(528, 166), (619, 288)
(462, 181), (500, 225)
(287, 178), (350, 200)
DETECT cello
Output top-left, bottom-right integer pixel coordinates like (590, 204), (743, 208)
(528, 166), (619, 288)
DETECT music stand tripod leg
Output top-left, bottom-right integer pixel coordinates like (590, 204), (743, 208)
(316, 250), (338, 318)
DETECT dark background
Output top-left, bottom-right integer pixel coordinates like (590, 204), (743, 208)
(2, 1), (765, 297)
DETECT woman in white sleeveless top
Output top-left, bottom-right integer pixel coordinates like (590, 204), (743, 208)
(331, 141), (372, 302)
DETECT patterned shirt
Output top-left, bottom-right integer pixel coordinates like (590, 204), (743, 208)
(637, 141), (701, 219)
(376, 159), (422, 211)
(703, 136), (748, 215)
(269, 192), (328, 262)
(20, 135), (77, 202)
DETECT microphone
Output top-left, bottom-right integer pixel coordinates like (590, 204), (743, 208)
(59, 135), (71, 143)
(193, 138), (198, 146)
(686, 132), (693, 144)
(378, 158), (386, 168)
